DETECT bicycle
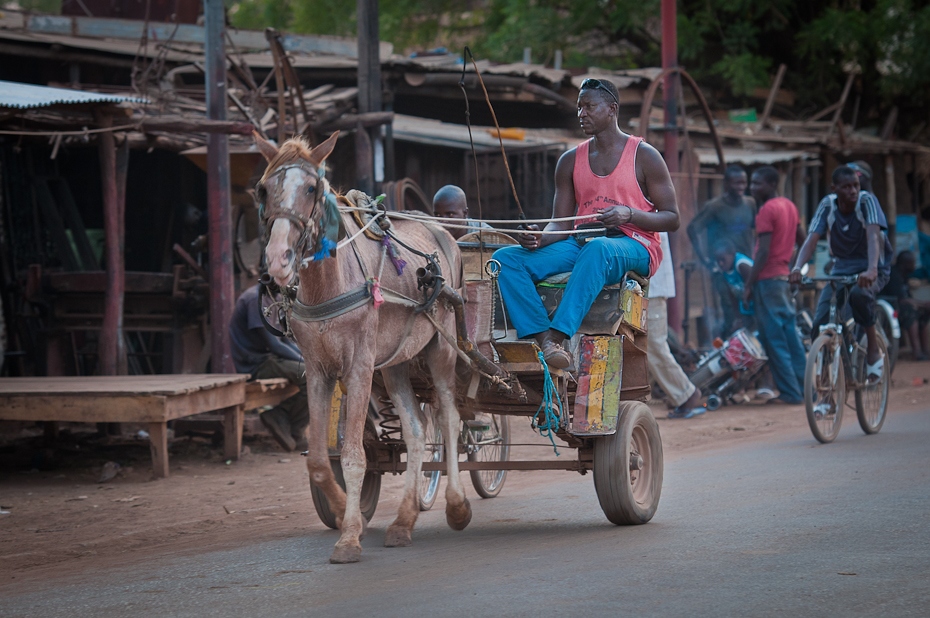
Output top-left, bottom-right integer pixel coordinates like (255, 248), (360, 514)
(802, 275), (890, 443)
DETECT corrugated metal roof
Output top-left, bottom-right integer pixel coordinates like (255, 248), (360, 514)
(0, 80), (144, 109)
(392, 114), (567, 152)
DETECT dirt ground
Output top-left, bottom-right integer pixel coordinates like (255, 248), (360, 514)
(2, 361), (928, 592)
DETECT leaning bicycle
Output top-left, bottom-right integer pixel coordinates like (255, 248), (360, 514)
(802, 275), (890, 443)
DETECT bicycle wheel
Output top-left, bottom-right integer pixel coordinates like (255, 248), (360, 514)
(418, 405), (443, 511)
(467, 413), (511, 498)
(855, 333), (889, 435)
(804, 333), (846, 443)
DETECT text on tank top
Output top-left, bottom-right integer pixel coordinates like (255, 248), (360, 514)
(572, 136), (663, 276)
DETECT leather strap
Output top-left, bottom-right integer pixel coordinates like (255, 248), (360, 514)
(290, 284), (372, 322)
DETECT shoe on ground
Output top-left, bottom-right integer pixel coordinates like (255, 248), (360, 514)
(667, 407), (706, 420)
(542, 340), (572, 370)
(766, 396), (803, 405)
(755, 387), (777, 401)
(260, 409), (296, 451)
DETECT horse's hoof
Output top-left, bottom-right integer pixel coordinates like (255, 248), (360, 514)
(384, 525), (413, 548)
(446, 498), (472, 531)
(329, 542), (362, 564)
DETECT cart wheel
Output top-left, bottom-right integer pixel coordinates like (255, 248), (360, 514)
(310, 418), (382, 529)
(419, 405), (443, 511)
(467, 413), (511, 499)
(593, 401), (663, 525)
(705, 394), (722, 411)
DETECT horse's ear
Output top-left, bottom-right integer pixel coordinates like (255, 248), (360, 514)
(309, 131), (339, 166)
(253, 131), (279, 162)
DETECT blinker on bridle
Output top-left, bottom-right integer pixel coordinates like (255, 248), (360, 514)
(257, 161), (329, 262)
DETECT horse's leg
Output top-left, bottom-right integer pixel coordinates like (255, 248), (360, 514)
(428, 339), (472, 531)
(329, 369), (373, 564)
(380, 363), (424, 548)
(303, 372), (347, 524)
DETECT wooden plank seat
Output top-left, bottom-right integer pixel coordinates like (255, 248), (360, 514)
(172, 378), (301, 448)
(0, 374), (248, 478)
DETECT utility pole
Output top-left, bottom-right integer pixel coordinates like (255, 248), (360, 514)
(357, 0), (383, 195)
(204, 0), (234, 373)
(661, 0), (683, 336)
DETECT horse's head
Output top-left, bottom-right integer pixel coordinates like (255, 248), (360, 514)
(254, 131), (340, 287)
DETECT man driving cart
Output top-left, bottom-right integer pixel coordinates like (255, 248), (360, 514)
(493, 77), (680, 369)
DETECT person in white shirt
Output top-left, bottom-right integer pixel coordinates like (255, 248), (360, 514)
(647, 233), (704, 418)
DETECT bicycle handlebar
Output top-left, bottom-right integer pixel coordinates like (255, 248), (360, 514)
(800, 274), (861, 286)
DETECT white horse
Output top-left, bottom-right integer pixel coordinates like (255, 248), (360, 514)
(255, 132), (472, 563)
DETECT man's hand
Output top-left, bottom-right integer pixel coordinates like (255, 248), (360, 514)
(788, 269), (802, 285)
(742, 284), (753, 304)
(517, 224), (543, 250)
(858, 267), (878, 289)
(595, 206), (633, 228)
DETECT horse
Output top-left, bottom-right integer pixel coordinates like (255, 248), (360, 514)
(254, 131), (472, 563)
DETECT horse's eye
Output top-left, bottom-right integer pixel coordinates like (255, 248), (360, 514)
(307, 185), (316, 195)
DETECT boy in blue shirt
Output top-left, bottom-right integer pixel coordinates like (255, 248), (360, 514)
(713, 239), (754, 334)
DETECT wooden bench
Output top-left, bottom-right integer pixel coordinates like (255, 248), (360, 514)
(0, 374), (248, 478)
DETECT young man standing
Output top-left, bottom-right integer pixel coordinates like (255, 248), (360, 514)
(791, 166), (894, 379)
(688, 165), (756, 336)
(743, 166), (806, 405)
(493, 78), (680, 368)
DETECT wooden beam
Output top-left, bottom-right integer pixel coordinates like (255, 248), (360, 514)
(138, 117), (254, 135)
(758, 63), (787, 128)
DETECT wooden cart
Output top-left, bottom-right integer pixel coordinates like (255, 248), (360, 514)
(311, 232), (663, 527)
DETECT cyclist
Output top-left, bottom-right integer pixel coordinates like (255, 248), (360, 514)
(790, 165), (894, 383)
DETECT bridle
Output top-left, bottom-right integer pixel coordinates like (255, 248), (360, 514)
(257, 160), (329, 263)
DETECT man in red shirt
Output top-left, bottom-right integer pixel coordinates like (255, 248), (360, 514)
(743, 166), (806, 404)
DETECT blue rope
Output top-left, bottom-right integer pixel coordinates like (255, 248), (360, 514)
(533, 350), (561, 456)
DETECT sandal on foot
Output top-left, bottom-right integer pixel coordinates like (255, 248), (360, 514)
(668, 407), (705, 420)
(541, 340), (572, 370)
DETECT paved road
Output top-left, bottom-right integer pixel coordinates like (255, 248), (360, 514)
(4, 408), (929, 617)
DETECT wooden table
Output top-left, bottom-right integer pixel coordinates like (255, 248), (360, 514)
(0, 374), (249, 478)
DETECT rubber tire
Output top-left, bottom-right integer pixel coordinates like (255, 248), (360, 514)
(705, 394), (722, 411)
(468, 414), (511, 499)
(855, 333), (889, 435)
(804, 334), (846, 444)
(310, 420), (382, 530)
(593, 401), (663, 525)
(418, 409), (443, 511)
(875, 306), (899, 373)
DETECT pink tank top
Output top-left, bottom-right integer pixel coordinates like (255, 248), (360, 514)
(572, 136), (663, 276)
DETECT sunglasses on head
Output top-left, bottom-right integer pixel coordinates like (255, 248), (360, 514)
(580, 78), (620, 106)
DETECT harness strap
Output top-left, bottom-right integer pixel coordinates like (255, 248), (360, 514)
(291, 285), (372, 322)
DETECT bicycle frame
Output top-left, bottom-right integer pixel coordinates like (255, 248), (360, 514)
(808, 275), (867, 392)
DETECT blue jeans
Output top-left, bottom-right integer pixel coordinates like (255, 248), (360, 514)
(493, 236), (650, 338)
(753, 278), (806, 402)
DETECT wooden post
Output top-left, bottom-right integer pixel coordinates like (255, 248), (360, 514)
(223, 404), (244, 460)
(758, 64), (787, 129)
(357, 0), (382, 195)
(148, 421), (170, 478)
(95, 111), (124, 377)
(885, 155), (897, 248)
(205, 0), (235, 374)
(661, 0), (682, 335)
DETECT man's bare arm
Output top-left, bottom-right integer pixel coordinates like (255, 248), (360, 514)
(687, 204), (715, 266)
(744, 232), (773, 302)
(858, 224), (881, 288)
(789, 231), (821, 283)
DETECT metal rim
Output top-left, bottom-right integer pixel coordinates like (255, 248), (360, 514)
(629, 422), (654, 506)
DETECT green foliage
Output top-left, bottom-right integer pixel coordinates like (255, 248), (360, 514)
(15, 0), (62, 13)
(224, 0), (930, 128)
